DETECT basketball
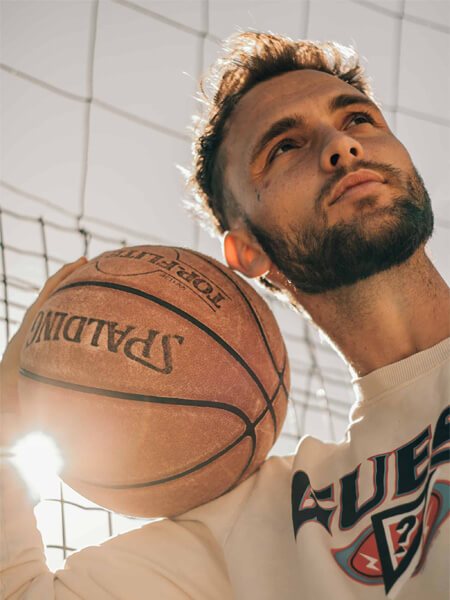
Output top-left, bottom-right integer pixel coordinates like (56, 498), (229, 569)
(19, 245), (290, 517)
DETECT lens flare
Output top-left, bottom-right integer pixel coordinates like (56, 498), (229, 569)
(11, 431), (64, 498)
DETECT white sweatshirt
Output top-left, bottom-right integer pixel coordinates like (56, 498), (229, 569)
(1, 338), (449, 600)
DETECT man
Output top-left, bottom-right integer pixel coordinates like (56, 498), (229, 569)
(1, 32), (449, 599)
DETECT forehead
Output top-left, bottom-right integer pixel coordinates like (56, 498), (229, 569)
(225, 69), (368, 153)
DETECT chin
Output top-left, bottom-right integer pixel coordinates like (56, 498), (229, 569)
(330, 209), (399, 235)
(328, 195), (394, 224)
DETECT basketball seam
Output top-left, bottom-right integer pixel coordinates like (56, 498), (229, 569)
(19, 365), (257, 488)
(52, 279), (276, 437)
(181, 249), (287, 375)
(95, 259), (226, 314)
(181, 250), (290, 427)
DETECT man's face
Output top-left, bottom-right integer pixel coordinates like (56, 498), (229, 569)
(223, 69), (433, 293)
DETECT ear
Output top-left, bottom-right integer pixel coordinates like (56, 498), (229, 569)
(223, 230), (272, 278)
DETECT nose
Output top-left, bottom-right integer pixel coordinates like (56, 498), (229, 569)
(320, 132), (363, 172)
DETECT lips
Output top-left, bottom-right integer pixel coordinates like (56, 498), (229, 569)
(329, 170), (385, 206)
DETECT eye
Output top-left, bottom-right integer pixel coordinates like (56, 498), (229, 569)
(269, 139), (301, 162)
(346, 111), (375, 128)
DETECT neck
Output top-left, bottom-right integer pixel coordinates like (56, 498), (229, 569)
(293, 250), (450, 377)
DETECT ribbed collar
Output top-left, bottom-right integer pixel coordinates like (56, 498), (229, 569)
(352, 337), (450, 407)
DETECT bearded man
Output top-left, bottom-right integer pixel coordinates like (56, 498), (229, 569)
(1, 32), (448, 600)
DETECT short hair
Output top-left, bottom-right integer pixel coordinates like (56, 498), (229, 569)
(186, 31), (375, 236)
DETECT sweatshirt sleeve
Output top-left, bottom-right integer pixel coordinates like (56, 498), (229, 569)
(1, 457), (234, 600)
(0, 457), (58, 600)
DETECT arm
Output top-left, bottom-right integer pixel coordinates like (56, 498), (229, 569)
(1, 448), (231, 600)
(0, 449), (58, 600)
(0, 258), (232, 600)
(2, 451), (226, 600)
(0, 258), (86, 600)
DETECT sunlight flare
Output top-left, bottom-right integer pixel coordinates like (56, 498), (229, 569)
(11, 431), (64, 498)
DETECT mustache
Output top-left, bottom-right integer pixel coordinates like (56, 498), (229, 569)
(315, 160), (404, 212)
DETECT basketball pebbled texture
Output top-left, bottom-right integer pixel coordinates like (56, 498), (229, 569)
(19, 245), (290, 517)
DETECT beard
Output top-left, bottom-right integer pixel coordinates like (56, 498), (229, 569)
(245, 161), (434, 294)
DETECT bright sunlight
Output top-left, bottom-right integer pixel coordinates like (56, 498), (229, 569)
(11, 431), (64, 498)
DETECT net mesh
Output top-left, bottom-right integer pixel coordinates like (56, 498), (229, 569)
(1, 0), (448, 572)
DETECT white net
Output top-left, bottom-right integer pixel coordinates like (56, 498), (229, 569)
(1, 0), (449, 572)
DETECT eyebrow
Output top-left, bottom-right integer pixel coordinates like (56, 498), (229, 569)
(250, 93), (379, 165)
(250, 115), (306, 166)
(327, 93), (378, 113)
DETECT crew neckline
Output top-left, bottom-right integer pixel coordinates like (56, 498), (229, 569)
(352, 336), (450, 404)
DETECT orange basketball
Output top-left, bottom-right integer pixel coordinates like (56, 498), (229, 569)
(19, 246), (289, 517)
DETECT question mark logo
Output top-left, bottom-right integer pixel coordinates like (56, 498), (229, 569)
(395, 515), (416, 555)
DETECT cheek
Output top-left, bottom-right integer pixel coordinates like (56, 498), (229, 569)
(264, 157), (316, 198)
(392, 138), (416, 172)
(368, 133), (413, 171)
(260, 152), (317, 197)
(252, 173), (316, 229)
(255, 172), (295, 213)
(278, 159), (317, 209)
(255, 178), (271, 201)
